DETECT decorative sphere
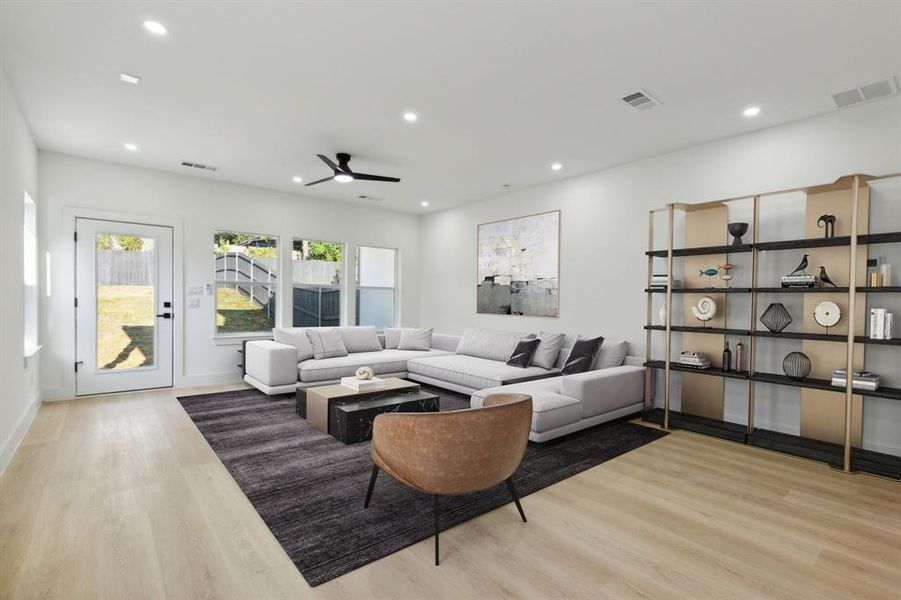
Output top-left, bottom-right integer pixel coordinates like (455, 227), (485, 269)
(355, 366), (374, 380)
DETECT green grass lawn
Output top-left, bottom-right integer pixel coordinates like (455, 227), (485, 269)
(216, 286), (276, 333)
(97, 285), (154, 369)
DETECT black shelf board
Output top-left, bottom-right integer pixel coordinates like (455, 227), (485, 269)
(751, 372), (901, 401)
(856, 336), (901, 346)
(858, 231), (901, 245)
(752, 330), (847, 343)
(645, 287), (752, 294)
(646, 244), (753, 258)
(747, 428), (843, 468)
(642, 408), (747, 443)
(645, 325), (750, 336)
(858, 286), (901, 293)
(645, 360), (749, 380)
(751, 372), (837, 392)
(755, 287), (850, 294)
(851, 447), (901, 480)
(755, 236), (851, 251)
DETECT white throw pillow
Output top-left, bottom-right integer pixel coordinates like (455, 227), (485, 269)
(338, 326), (382, 353)
(595, 339), (628, 369)
(397, 328), (433, 351)
(306, 328), (349, 359)
(383, 327), (404, 349)
(272, 327), (315, 362)
(530, 331), (565, 369)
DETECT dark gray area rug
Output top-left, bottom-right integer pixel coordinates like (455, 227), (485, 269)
(177, 386), (667, 586)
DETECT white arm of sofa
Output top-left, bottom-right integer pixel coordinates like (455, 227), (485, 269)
(560, 365), (645, 407)
(245, 340), (298, 387)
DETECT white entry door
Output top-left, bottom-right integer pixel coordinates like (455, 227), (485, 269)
(75, 218), (174, 395)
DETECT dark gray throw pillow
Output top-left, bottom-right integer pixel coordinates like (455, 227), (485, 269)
(561, 335), (605, 375)
(506, 338), (541, 368)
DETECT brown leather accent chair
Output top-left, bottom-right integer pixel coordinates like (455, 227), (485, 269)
(364, 393), (532, 565)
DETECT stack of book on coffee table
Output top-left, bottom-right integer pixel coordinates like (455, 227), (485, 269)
(677, 351), (711, 370)
(831, 369), (880, 391)
(781, 274), (820, 288)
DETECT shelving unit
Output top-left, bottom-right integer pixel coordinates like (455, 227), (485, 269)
(643, 173), (901, 480)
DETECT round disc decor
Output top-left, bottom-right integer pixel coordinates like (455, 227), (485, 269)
(814, 301), (842, 329)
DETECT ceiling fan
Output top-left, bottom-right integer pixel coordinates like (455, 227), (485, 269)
(305, 153), (401, 186)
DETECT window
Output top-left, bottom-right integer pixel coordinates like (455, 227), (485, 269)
(292, 239), (344, 326)
(23, 192), (38, 356)
(213, 231), (278, 334)
(355, 246), (397, 327)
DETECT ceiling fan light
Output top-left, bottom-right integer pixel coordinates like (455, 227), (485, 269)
(334, 173), (354, 183)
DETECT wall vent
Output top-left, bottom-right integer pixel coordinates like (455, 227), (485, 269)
(831, 77), (898, 108)
(181, 161), (218, 172)
(622, 90), (660, 111)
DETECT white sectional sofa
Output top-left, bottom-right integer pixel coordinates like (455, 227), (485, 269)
(242, 326), (648, 442)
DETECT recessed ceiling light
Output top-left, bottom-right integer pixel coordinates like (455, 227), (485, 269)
(143, 21), (167, 36)
(743, 106), (761, 117)
(124, 143), (138, 152)
(403, 112), (418, 123)
(551, 162), (563, 171)
(292, 176), (303, 183)
(334, 173), (353, 183)
(421, 201), (429, 207)
(120, 73), (141, 85)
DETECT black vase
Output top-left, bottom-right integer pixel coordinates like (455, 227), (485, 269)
(782, 352), (811, 380)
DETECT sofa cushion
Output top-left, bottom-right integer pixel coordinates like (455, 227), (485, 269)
(507, 338), (541, 368)
(561, 366), (646, 418)
(431, 333), (461, 353)
(595, 339), (628, 369)
(245, 340), (298, 386)
(398, 328), (433, 351)
(273, 327), (315, 362)
(456, 328), (524, 362)
(298, 349), (452, 383)
(531, 331), (565, 369)
(561, 335), (604, 375)
(337, 326), (382, 353)
(408, 354), (553, 390)
(471, 380), (580, 433)
(306, 328), (348, 359)
(383, 328), (404, 349)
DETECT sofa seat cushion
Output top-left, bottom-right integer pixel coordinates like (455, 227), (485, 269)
(298, 349), (452, 383)
(471, 380), (580, 433)
(407, 354), (553, 390)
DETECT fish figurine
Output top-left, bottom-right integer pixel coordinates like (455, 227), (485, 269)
(718, 263), (734, 271)
(699, 267), (719, 288)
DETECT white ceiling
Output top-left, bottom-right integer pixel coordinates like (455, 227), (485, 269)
(2, 1), (900, 213)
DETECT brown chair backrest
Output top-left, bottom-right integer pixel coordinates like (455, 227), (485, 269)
(371, 394), (532, 496)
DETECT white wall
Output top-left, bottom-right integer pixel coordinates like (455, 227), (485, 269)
(419, 96), (901, 349)
(0, 69), (40, 474)
(39, 152), (421, 400)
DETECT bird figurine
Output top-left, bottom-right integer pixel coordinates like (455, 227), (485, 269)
(789, 254), (809, 276)
(818, 265), (837, 287)
(699, 267), (719, 287)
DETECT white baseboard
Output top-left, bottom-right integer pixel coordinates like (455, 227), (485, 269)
(0, 398), (40, 477)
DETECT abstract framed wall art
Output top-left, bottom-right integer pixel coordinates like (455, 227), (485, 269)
(477, 210), (560, 317)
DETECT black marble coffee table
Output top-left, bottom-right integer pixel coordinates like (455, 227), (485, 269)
(330, 390), (440, 444)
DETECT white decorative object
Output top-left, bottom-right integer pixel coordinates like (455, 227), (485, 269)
(814, 301), (842, 331)
(690, 295), (717, 325)
(658, 302), (668, 326)
(355, 366), (375, 380)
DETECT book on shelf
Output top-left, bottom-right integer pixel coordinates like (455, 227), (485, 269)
(780, 275), (821, 288)
(869, 308), (894, 340)
(831, 369), (880, 391)
(676, 351), (711, 369)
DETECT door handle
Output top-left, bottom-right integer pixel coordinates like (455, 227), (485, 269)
(156, 312), (173, 319)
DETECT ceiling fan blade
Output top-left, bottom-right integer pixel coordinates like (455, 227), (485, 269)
(317, 154), (340, 172)
(304, 176), (335, 186)
(351, 172), (401, 183)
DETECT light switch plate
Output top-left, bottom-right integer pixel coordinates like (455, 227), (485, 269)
(187, 285), (204, 295)
(187, 298), (200, 309)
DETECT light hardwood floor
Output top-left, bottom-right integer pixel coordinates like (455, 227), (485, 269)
(1, 384), (899, 599)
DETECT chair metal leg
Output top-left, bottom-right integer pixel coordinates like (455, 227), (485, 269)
(506, 477), (527, 523)
(364, 465), (379, 508)
(433, 495), (440, 566)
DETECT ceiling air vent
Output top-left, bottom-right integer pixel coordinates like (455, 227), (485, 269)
(831, 77), (898, 108)
(181, 161), (218, 172)
(622, 90), (660, 111)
